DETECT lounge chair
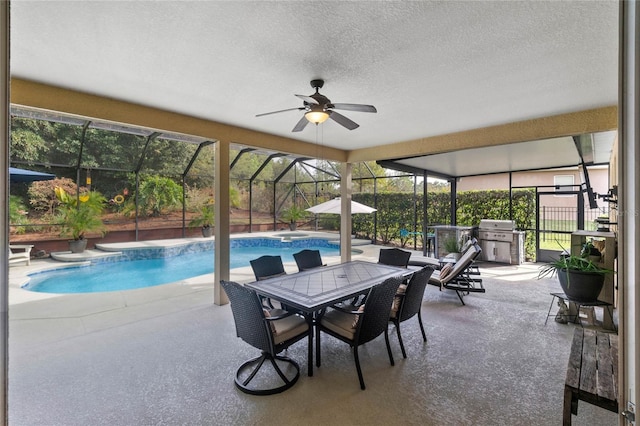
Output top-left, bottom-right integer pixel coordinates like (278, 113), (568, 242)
(407, 237), (479, 271)
(427, 242), (484, 305)
(9, 244), (33, 266)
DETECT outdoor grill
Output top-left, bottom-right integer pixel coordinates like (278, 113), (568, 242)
(477, 220), (524, 264)
(478, 219), (516, 242)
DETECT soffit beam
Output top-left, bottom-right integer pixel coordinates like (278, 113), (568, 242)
(347, 106), (618, 163)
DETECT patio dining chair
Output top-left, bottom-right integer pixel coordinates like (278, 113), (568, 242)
(316, 275), (404, 390)
(293, 249), (325, 272)
(389, 266), (434, 358)
(250, 255), (287, 309)
(250, 255), (286, 281)
(378, 248), (411, 268)
(220, 280), (311, 395)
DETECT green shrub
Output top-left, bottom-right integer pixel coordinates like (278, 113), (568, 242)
(9, 195), (29, 234)
(28, 177), (80, 215)
(136, 175), (183, 217)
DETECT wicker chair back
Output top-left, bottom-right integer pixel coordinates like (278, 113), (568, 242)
(250, 255), (286, 281)
(293, 249), (324, 272)
(357, 276), (404, 344)
(398, 267), (433, 322)
(220, 280), (271, 353)
(378, 248), (411, 268)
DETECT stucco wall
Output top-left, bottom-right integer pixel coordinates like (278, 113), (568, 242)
(456, 166), (610, 209)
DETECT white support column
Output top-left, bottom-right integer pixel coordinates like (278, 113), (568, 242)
(214, 140), (230, 306)
(340, 162), (352, 263)
(620, 0), (639, 422)
(1, 1), (9, 422)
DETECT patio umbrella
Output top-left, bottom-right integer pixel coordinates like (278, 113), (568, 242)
(306, 197), (376, 214)
(9, 167), (56, 183)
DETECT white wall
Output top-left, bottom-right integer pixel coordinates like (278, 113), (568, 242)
(457, 167), (610, 209)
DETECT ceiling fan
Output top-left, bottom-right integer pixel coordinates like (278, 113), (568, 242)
(256, 79), (377, 132)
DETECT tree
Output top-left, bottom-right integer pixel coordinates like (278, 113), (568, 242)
(9, 117), (51, 163)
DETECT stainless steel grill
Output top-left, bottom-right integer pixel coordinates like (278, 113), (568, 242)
(478, 219), (515, 242)
(477, 219), (524, 265)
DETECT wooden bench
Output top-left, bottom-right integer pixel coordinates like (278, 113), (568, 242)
(563, 328), (618, 425)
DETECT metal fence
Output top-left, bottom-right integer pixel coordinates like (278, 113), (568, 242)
(539, 206), (609, 248)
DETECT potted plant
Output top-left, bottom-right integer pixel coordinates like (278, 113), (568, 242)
(281, 205), (307, 231)
(189, 204), (215, 237)
(580, 239), (602, 263)
(55, 187), (107, 253)
(443, 237), (463, 260)
(538, 250), (612, 302)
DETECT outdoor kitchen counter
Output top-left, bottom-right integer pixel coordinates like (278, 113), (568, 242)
(478, 219), (526, 265)
(432, 225), (475, 259)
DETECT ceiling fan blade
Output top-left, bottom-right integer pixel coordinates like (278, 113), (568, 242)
(292, 116), (309, 132)
(328, 111), (359, 130)
(256, 107), (304, 117)
(331, 103), (377, 113)
(295, 94), (319, 105)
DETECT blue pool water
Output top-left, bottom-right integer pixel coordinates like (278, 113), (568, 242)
(25, 238), (344, 294)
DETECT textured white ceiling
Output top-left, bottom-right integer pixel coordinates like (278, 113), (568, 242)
(383, 131), (617, 178)
(10, 1), (618, 153)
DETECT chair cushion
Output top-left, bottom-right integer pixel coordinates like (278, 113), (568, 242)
(352, 304), (365, 328)
(389, 285), (407, 318)
(439, 263), (453, 280)
(263, 308), (285, 333)
(320, 308), (358, 340)
(428, 270), (445, 290)
(269, 312), (309, 345)
(460, 238), (474, 253)
(390, 300), (398, 318)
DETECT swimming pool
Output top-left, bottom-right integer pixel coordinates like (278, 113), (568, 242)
(24, 237), (353, 294)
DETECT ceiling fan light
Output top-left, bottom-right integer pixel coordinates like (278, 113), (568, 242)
(305, 110), (329, 124)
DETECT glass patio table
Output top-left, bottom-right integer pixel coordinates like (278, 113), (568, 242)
(245, 260), (411, 376)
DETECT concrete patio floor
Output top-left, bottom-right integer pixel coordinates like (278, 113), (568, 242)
(7, 234), (617, 425)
